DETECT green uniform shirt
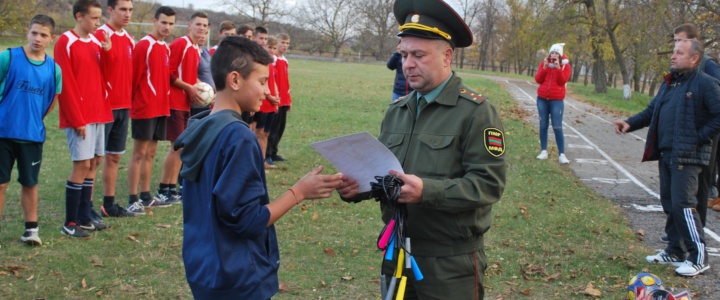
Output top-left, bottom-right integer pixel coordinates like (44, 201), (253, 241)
(378, 73), (507, 257)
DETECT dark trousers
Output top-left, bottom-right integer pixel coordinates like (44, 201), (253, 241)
(696, 133), (720, 226)
(659, 152), (707, 265)
(267, 106), (289, 158)
(381, 251), (486, 300)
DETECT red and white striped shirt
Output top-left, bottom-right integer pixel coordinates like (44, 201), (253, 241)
(131, 34), (171, 119)
(169, 36), (200, 111)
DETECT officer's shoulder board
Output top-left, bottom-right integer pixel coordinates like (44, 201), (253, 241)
(458, 88), (486, 104)
(392, 94), (409, 104)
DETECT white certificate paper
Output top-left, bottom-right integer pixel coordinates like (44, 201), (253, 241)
(311, 132), (404, 193)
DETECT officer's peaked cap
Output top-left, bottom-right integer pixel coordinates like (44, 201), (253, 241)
(393, 0), (473, 48)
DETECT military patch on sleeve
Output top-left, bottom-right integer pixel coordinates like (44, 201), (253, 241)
(484, 128), (505, 157)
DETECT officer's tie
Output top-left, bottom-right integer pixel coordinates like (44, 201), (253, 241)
(416, 96), (427, 118)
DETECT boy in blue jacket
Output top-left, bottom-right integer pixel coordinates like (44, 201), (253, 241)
(174, 36), (342, 299)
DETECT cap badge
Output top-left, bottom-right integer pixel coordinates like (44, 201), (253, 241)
(411, 14), (420, 23)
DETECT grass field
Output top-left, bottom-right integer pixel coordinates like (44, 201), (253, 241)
(0, 57), (692, 299)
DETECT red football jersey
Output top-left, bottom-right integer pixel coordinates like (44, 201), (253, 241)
(95, 24), (134, 110)
(131, 34), (171, 119)
(259, 60), (278, 113)
(209, 44), (218, 56)
(54, 30), (112, 128)
(275, 55), (291, 106)
(169, 36), (200, 111)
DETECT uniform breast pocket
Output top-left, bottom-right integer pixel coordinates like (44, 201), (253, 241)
(416, 134), (456, 177)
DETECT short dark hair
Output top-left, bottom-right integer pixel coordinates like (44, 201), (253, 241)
(154, 6), (175, 19)
(254, 26), (268, 35)
(688, 39), (704, 59)
(107, 0), (132, 9)
(219, 20), (235, 33)
(211, 36), (273, 91)
(674, 23), (700, 40)
(29, 14), (56, 31)
(238, 24), (253, 36)
(73, 0), (102, 17)
(191, 12), (208, 21)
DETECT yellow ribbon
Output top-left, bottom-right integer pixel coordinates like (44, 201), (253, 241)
(399, 23), (452, 41)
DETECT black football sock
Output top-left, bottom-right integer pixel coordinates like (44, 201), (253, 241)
(65, 181), (82, 225)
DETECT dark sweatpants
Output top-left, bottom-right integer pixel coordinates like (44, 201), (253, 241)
(267, 106), (289, 158)
(696, 133), (720, 226)
(659, 152), (708, 265)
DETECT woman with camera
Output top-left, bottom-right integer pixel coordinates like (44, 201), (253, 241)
(535, 43), (572, 164)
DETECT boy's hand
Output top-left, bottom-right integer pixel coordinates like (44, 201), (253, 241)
(74, 126), (87, 139)
(292, 166), (343, 200)
(101, 31), (112, 51)
(186, 85), (202, 105)
(267, 95), (280, 105)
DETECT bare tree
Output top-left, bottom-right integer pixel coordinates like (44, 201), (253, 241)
(454, 0), (483, 69)
(355, 0), (395, 60)
(216, 0), (292, 26)
(0, 0), (37, 34)
(296, 0), (357, 58)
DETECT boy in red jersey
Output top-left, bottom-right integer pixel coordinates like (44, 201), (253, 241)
(209, 20), (235, 56)
(0, 15), (62, 247)
(267, 33), (292, 164)
(158, 12), (208, 203)
(126, 6), (176, 214)
(95, 0), (136, 218)
(254, 36), (280, 170)
(55, 0), (113, 238)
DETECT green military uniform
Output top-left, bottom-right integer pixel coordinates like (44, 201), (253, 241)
(338, 0), (507, 298)
(378, 73), (506, 300)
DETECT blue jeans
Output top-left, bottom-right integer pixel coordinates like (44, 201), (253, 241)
(536, 97), (565, 153)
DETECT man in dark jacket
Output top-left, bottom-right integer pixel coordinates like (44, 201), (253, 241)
(387, 45), (413, 102)
(613, 39), (720, 277)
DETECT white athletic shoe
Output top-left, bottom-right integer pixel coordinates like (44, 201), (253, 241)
(536, 150), (548, 160)
(675, 260), (710, 277)
(558, 154), (570, 164)
(646, 250), (683, 267)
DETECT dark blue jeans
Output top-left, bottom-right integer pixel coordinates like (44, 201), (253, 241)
(536, 97), (565, 153)
(658, 151), (707, 265)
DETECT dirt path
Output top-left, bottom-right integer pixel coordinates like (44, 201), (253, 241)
(469, 73), (720, 298)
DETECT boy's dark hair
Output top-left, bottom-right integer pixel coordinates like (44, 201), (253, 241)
(276, 33), (290, 41)
(154, 6), (175, 19)
(254, 26), (268, 35)
(219, 20), (235, 33)
(73, 0), (102, 17)
(211, 36), (273, 91)
(107, 0), (132, 9)
(29, 14), (56, 31)
(191, 12), (208, 21)
(238, 24), (253, 36)
(674, 23), (700, 39)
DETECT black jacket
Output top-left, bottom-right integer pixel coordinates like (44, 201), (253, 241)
(626, 67), (720, 165)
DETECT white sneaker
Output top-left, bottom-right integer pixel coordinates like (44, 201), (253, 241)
(536, 150), (548, 160)
(558, 154), (570, 164)
(675, 260), (710, 277)
(21, 228), (42, 246)
(646, 250), (683, 267)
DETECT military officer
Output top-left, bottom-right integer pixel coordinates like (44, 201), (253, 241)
(336, 0), (507, 298)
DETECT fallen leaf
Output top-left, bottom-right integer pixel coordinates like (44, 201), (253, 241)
(147, 210), (153, 216)
(82, 278), (87, 289)
(25, 275), (34, 282)
(155, 224), (171, 229)
(96, 291), (103, 296)
(321, 280), (327, 287)
(369, 279), (380, 284)
(584, 282), (602, 297)
(542, 273), (560, 282)
(0, 271), (8, 275)
(519, 289), (531, 296)
(352, 249), (359, 256)
(323, 248), (336, 255)
(312, 212), (319, 220)
(341, 276), (354, 281)
(171, 243), (182, 247)
(278, 283), (291, 292)
(636, 229), (645, 236)
(127, 235), (139, 242)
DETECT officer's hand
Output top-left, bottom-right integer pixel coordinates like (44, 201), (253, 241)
(389, 170), (423, 204)
(613, 120), (630, 134)
(336, 174), (360, 199)
(74, 126), (87, 139)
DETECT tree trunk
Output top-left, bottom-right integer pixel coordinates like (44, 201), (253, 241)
(649, 79), (658, 97)
(583, 0), (608, 93)
(572, 62), (582, 83)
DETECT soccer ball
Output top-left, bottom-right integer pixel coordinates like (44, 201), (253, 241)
(627, 272), (664, 300)
(194, 81), (214, 107)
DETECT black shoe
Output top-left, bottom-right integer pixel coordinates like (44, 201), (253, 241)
(101, 204), (137, 217)
(80, 220), (111, 231)
(660, 235), (669, 243)
(272, 155), (286, 162)
(61, 223), (91, 238)
(90, 207), (105, 224)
